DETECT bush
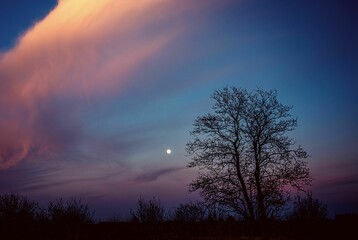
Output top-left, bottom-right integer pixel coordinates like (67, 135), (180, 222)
(47, 198), (94, 225)
(174, 201), (206, 222)
(0, 193), (41, 225)
(288, 192), (328, 221)
(130, 196), (165, 223)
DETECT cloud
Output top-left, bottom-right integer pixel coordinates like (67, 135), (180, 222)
(134, 167), (185, 183)
(18, 170), (126, 193)
(0, 0), (228, 169)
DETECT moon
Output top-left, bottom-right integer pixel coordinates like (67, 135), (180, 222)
(166, 149), (172, 154)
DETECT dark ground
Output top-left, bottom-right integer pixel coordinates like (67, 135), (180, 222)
(1, 216), (356, 240)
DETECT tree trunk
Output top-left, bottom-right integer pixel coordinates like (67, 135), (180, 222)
(254, 142), (266, 220)
(234, 151), (255, 221)
(255, 170), (266, 220)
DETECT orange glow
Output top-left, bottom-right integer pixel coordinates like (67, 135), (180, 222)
(0, 0), (217, 168)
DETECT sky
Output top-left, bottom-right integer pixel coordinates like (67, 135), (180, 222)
(0, 0), (357, 219)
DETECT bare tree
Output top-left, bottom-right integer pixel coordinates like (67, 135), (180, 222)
(47, 198), (94, 224)
(288, 192), (328, 221)
(186, 87), (311, 221)
(130, 196), (165, 223)
(0, 193), (41, 225)
(174, 201), (206, 222)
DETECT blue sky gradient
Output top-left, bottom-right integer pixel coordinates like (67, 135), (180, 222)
(0, 0), (357, 218)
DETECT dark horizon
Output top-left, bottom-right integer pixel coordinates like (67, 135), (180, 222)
(0, 192), (357, 240)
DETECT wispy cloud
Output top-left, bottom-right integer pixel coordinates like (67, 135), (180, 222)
(134, 167), (185, 184)
(0, 0), (229, 169)
(18, 170), (126, 193)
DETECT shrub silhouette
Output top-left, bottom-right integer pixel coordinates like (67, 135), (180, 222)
(47, 198), (94, 225)
(288, 192), (328, 221)
(0, 192), (355, 239)
(130, 196), (165, 223)
(174, 201), (206, 222)
(0, 193), (43, 238)
(0, 193), (41, 225)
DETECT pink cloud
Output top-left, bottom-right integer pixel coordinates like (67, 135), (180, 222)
(0, 0), (230, 169)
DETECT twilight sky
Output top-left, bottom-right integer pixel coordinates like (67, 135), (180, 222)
(0, 0), (357, 218)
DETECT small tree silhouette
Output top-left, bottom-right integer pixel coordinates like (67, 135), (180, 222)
(0, 193), (41, 225)
(174, 201), (206, 222)
(0, 193), (42, 237)
(130, 196), (165, 223)
(288, 192), (328, 221)
(47, 198), (94, 224)
(45, 198), (94, 239)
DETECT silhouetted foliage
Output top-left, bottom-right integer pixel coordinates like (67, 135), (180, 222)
(187, 87), (311, 221)
(288, 192), (328, 221)
(205, 203), (228, 221)
(47, 198), (94, 224)
(0, 193), (44, 239)
(174, 201), (206, 222)
(130, 196), (165, 223)
(0, 193), (41, 225)
(0, 193), (356, 239)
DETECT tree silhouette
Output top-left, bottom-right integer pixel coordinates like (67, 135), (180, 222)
(186, 87), (311, 221)
(288, 192), (328, 221)
(47, 198), (94, 224)
(174, 201), (206, 222)
(0, 193), (40, 225)
(130, 196), (165, 223)
(0, 193), (42, 237)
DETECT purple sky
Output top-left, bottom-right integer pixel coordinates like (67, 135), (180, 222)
(0, 0), (357, 219)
